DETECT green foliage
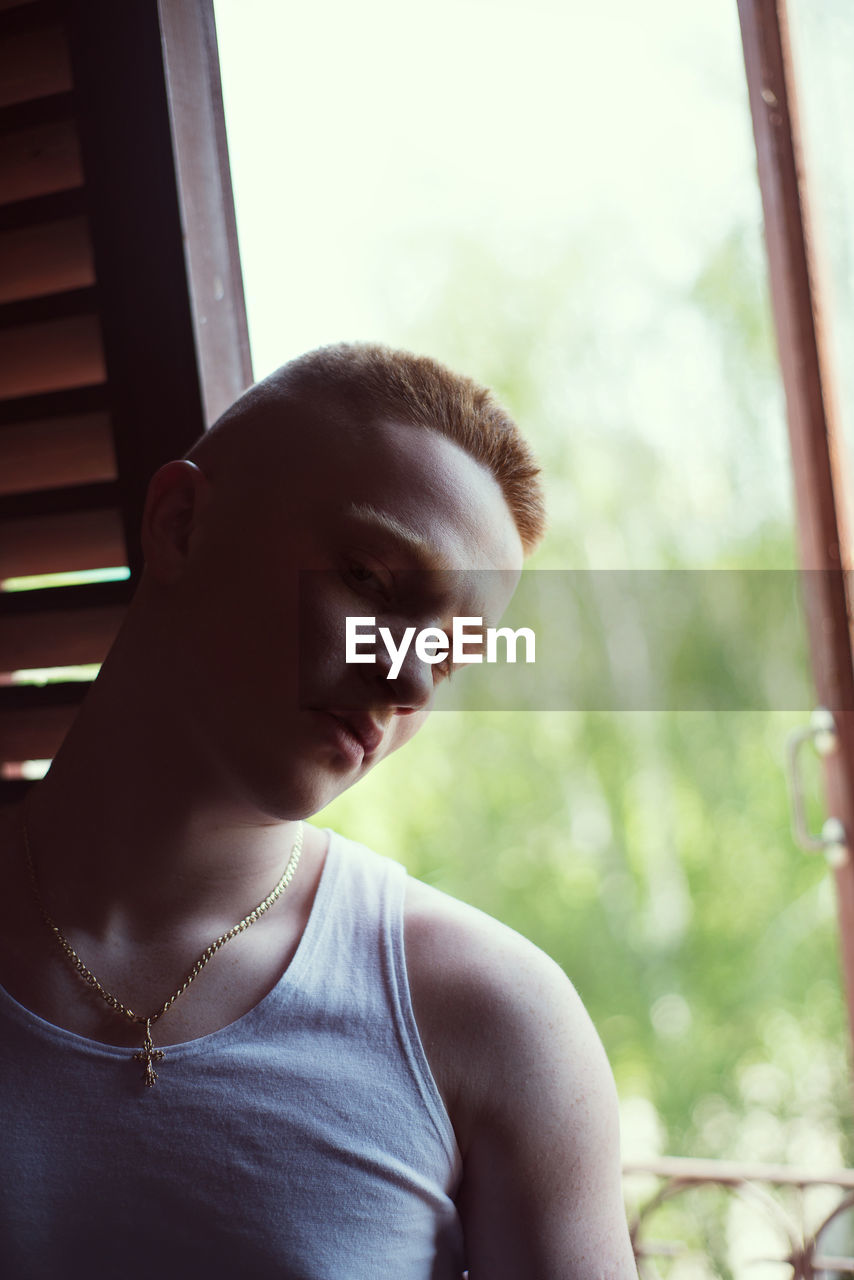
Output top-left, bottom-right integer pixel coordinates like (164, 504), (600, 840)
(316, 194), (853, 1265)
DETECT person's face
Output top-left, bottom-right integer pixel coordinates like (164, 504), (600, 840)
(144, 415), (524, 819)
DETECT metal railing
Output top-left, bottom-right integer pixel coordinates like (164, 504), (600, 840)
(623, 1157), (854, 1277)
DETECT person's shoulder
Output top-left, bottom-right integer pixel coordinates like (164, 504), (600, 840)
(403, 873), (618, 1146)
(403, 873), (636, 1276)
(403, 872), (571, 1007)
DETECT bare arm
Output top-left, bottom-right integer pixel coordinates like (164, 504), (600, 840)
(457, 948), (637, 1277)
(404, 883), (637, 1279)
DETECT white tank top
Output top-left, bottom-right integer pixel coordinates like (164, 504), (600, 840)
(0, 829), (466, 1279)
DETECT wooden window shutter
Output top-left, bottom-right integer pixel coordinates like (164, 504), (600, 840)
(0, 0), (251, 806)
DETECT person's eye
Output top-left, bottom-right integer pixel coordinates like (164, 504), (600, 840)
(344, 558), (392, 600)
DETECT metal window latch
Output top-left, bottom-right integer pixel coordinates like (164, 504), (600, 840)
(785, 707), (848, 868)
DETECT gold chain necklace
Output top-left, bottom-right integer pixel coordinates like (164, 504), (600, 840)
(19, 806), (304, 1087)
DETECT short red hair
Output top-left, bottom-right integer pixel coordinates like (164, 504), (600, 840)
(187, 342), (546, 555)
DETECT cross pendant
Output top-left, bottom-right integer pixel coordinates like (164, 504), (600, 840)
(133, 1019), (165, 1088)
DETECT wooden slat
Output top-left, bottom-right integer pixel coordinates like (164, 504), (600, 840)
(0, 89), (75, 133)
(0, 476), (117, 517)
(0, 284), (97, 328)
(0, 23), (70, 108)
(0, 779), (39, 808)
(0, 694), (85, 763)
(0, 681), (89, 710)
(0, 116), (82, 205)
(0, 599), (126, 672)
(0, 313), (104, 398)
(0, 2), (58, 33)
(0, 410), (114, 493)
(0, 506), (126, 579)
(0, 186), (86, 232)
(0, 684), (92, 776)
(0, 382), (108, 425)
(0, 214), (93, 303)
(0, 576), (131, 611)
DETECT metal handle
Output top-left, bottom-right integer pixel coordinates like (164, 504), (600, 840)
(784, 707), (847, 867)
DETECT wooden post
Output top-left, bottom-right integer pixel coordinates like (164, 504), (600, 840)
(62, 0), (251, 581)
(738, 0), (854, 1068)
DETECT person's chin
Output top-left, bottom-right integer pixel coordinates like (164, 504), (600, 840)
(276, 750), (371, 819)
(237, 711), (385, 818)
(294, 769), (366, 820)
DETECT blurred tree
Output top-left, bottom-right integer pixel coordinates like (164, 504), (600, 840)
(317, 211), (853, 1267)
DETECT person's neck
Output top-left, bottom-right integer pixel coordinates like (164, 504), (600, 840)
(17, 632), (302, 946)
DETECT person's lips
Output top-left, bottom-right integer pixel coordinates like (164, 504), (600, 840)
(330, 710), (384, 757)
(312, 709), (384, 760)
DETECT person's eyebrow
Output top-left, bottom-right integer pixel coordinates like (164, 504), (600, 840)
(343, 502), (454, 570)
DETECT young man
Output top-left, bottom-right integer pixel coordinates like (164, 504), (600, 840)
(0, 344), (637, 1277)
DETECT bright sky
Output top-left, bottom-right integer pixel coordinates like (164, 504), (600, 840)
(212, 0), (797, 567)
(212, 0), (757, 375)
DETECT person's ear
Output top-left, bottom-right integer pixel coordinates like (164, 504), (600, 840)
(139, 459), (214, 585)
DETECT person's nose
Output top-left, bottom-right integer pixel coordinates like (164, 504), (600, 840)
(369, 621), (435, 713)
